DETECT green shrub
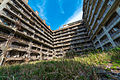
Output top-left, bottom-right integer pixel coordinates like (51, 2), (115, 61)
(0, 47), (119, 80)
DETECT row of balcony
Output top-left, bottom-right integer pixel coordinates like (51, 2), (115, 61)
(106, 15), (120, 31)
(87, 0), (95, 22)
(16, 0), (53, 36)
(0, 20), (53, 49)
(86, 0), (90, 18)
(54, 22), (82, 33)
(54, 36), (89, 44)
(54, 32), (87, 41)
(9, 0), (53, 40)
(53, 26), (84, 36)
(8, 3), (53, 42)
(8, 43), (52, 54)
(54, 39), (72, 44)
(94, 16), (119, 45)
(111, 29), (120, 39)
(91, 0), (105, 30)
(101, 38), (109, 46)
(71, 39), (89, 44)
(54, 28), (86, 38)
(94, 15), (119, 45)
(55, 42), (93, 51)
(89, 0), (99, 26)
(1, 10), (53, 47)
(91, 3), (113, 40)
(54, 39), (90, 47)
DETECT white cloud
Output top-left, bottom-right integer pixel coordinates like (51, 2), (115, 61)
(37, 0), (47, 20)
(58, 0), (64, 14)
(67, 8), (83, 24)
(60, 7), (83, 28)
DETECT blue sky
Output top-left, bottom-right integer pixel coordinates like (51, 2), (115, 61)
(28, 0), (83, 30)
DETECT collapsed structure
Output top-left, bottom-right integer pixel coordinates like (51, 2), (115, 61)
(0, 0), (120, 65)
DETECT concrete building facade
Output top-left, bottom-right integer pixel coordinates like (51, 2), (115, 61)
(83, 0), (120, 50)
(53, 20), (93, 58)
(0, 0), (120, 65)
(0, 0), (53, 65)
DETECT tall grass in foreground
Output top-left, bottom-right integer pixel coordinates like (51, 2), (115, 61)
(0, 47), (120, 80)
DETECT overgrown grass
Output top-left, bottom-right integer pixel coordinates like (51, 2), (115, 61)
(0, 47), (120, 80)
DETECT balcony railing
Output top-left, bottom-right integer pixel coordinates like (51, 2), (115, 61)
(97, 31), (104, 39)
(106, 15), (119, 30)
(94, 38), (98, 43)
(92, 0), (115, 35)
(90, 0), (105, 29)
(86, 0), (90, 17)
(101, 38), (109, 45)
(71, 40), (86, 44)
(10, 45), (28, 51)
(111, 29), (120, 38)
(88, 4), (92, 22)
(89, 0), (99, 25)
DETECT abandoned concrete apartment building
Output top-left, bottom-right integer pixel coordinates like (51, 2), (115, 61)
(0, 0), (120, 64)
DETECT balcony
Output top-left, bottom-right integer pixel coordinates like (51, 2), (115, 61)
(89, 0), (99, 25)
(87, 5), (92, 20)
(91, 0), (105, 29)
(5, 57), (25, 61)
(94, 38), (98, 43)
(30, 56), (40, 61)
(31, 49), (40, 54)
(21, 23), (34, 33)
(54, 39), (72, 44)
(24, 12), (30, 19)
(77, 32), (86, 36)
(86, 0), (90, 16)
(106, 15), (119, 30)
(101, 38), (109, 46)
(71, 40), (86, 44)
(15, 0), (53, 40)
(102, 0), (115, 20)
(97, 31), (104, 39)
(9, 45), (28, 52)
(92, 1), (114, 35)
(77, 28), (86, 32)
(111, 29), (120, 39)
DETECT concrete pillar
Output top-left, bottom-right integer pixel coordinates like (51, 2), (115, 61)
(28, 42), (32, 58)
(103, 26), (116, 47)
(40, 50), (42, 60)
(94, 27), (104, 50)
(96, 36), (104, 50)
(92, 40), (97, 49)
(0, 35), (13, 65)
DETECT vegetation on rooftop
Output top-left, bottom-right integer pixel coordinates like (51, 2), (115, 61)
(0, 47), (120, 80)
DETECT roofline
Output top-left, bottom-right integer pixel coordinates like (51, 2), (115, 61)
(53, 20), (83, 32)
